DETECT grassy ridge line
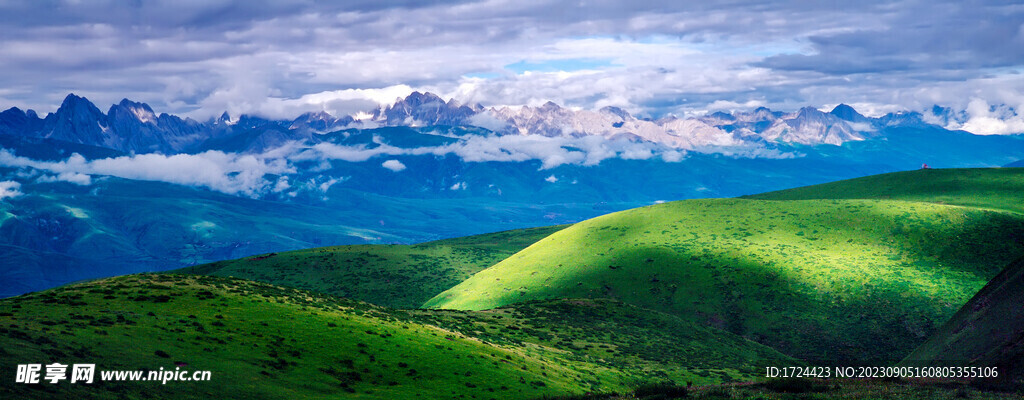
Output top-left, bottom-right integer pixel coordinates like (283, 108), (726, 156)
(900, 256), (1024, 381)
(0, 274), (795, 400)
(409, 298), (799, 386)
(425, 197), (1024, 362)
(0, 274), (589, 400)
(177, 225), (567, 308)
(744, 168), (1024, 214)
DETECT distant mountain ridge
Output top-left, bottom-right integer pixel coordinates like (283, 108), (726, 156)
(0, 94), (327, 154)
(1, 94), (208, 154)
(3, 95), (1024, 298)
(0, 93), (1007, 155)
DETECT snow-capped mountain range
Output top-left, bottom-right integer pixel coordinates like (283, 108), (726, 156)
(3, 93), (1024, 299)
(0, 92), (1011, 155)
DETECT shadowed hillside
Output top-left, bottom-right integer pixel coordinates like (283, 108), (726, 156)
(427, 169), (1024, 362)
(179, 225), (567, 308)
(0, 274), (794, 399)
(901, 256), (1024, 383)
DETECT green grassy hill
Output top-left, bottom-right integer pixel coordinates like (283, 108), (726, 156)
(744, 168), (1024, 214)
(177, 226), (566, 308)
(900, 256), (1024, 383)
(7, 168), (1023, 398)
(0, 274), (794, 400)
(409, 298), (797, 385)
(426, 169), (1024, 362)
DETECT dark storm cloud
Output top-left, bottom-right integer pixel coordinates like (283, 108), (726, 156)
(757, 1), (1024, 75)
(0, 0), (1020, 131)
(0, 1), (464, 32)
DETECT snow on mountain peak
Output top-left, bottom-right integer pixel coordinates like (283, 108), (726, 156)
(114, 99), (157, 124)
(3, 92), (992, 157)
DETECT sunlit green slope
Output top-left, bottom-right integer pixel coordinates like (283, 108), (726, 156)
(745, 168), (1024, 214)
(0, 274), (794, 400)
(426, 176), (1024, 362)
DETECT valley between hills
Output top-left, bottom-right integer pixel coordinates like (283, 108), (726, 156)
(2, 168), (1024, 399)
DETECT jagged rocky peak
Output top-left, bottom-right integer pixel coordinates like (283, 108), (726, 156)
(786, 107), (843, 130)
(0, 106), (44, 135)
(829, 103), (870, 123)
(1, 106), (25, 116)
(709, 111), (736, 121)
(0, 107), (33, 123)
(538, 101), (561, 112)
(116, 98), (155, 112)
(60, 93), (88, 106)
(55, 93), (105, 119)
(444, 97), (468, 109)
(52, 94), (106, 123)
(215, 111), (234, 125)
(295, 110), (335, 122)
(382, 92), (479, 126)
(726, 106), (782, 124)
(755, 106), (863, 146)
(0, 92), (974, 155)
(698, 111), (738, 126)
(794, 106), (831, 122)
(109, 98), (158, 124)
(598, 106), (632, 120)
(290, 110), (354, 133)
(36, 93), (112, 146)
(879, 110), (927, 127)
(926, 105), (969, 127)
(388, 91), (450, 111)
(752, 106), (777, 119)
(234, 114), (280, 130)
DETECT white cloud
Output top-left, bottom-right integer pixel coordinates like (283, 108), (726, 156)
(433, 134), (585, 168)
(1, 1), (1022, 128)
(0, 149), (293, 197)
(302, 130), (781, 170)
(0, 123), (796, 202)
(955, 98), (1024, 135)
(426, 134), (669, 169)
(706, 99), (766, 112)
(36, 172), (92, 185)
(318, 177), (341, 192)
(0, 181), (22, 200)
(221, 85), (417, 121)
(381, 159), (406, 172)
(272, 176), (290, 193)
(305, 142), (403, 162)
(661, 150), (686, 162)
(467, 112), (510, 132)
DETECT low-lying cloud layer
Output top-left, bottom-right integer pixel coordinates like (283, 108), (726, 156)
(0, 180), (21, 200)
(952, 99), (1024, 136)
(0, 131), (768, 197)
(0, 149), (293, 197)
(305, 133), (701, 169)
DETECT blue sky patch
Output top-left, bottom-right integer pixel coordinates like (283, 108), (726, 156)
(504, 59), (615, 74)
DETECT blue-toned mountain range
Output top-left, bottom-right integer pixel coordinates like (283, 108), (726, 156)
(0, 93), (1022, 297)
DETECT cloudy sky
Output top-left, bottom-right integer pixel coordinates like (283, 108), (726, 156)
(1, 0), (1022, 123)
